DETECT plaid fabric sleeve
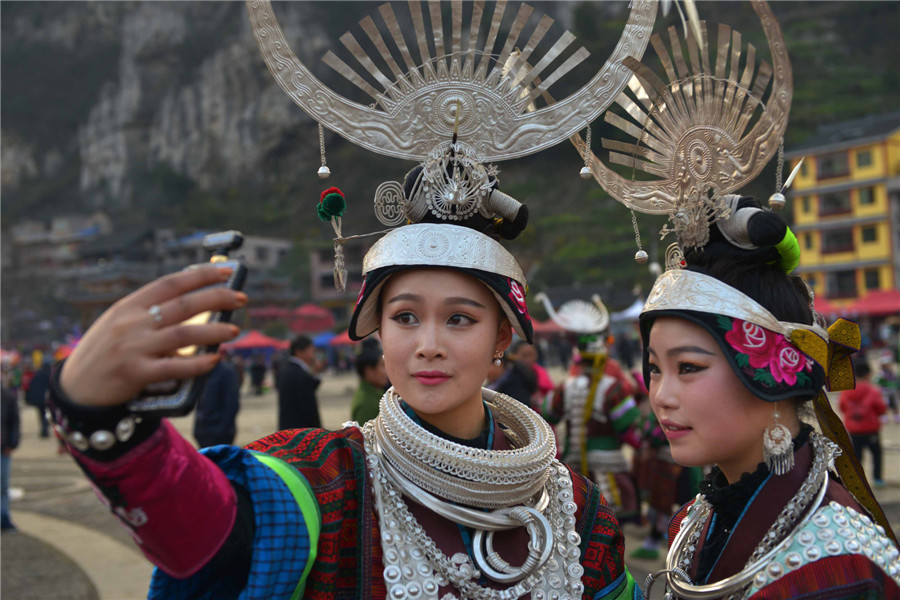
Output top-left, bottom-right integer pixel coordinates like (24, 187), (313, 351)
(148, 445), (320, 600)
(571, 467), (639, 599)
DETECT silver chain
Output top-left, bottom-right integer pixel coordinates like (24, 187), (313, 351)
(631, 209), (643, 252)
(318, 123), (327, 167)
(584, 123), (593, 170)
(775, 139), (784, 191)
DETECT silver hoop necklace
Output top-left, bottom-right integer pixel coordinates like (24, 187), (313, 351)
(362, 388), (585, 600)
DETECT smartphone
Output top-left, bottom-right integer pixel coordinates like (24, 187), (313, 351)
(127, 232), (248, 417)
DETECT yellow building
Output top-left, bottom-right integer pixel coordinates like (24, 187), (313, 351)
(787, 112), (900, 304)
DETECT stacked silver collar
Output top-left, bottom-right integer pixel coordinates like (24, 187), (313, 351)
(362, 388), (584, 600)
(373, 388), (556, 509)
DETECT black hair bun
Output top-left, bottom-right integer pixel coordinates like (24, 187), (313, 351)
(740, 197), (786, 248)
(686, 196), (785, 268)
(496, 203), (528, 240)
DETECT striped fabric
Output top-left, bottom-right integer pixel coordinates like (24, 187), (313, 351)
(149, 445), (314, 599)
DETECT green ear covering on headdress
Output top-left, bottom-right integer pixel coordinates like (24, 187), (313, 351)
(775, 227), (800, 274)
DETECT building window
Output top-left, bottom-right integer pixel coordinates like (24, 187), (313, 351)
(800, 161), (808, 177)
(802, 197), (810, 213)
(864, 269), (880, 290)
(821, 228), (854, 254)
(816, 152), (849, 179)
(319, 273), (334, 288)
(857, 150), (872, 168)
(858, 187), (875, 205)
(827, 270), (857, 299)
(255, 247), (270, 261)
(819, 191), (852, 216)
(804, 233), (813, 250)
(861, 226), (877, 243)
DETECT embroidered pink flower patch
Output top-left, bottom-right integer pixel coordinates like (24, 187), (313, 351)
(769, 339), (808, 386)
(725, 320), (777, 369)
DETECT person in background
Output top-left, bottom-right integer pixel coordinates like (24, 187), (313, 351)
(351, 349), (388, 425)
(539, 319), (641, 524)
(493, 340), (537, 406)
(1, 372), (20, 531)
(839, 360), (887, 487)
(276, 334), (323, 430)
(230, 353), (245, 394)
(875, 355), (900, 424)
(25, 360), (51, 438)
(248, 354), (266, 396)
(193, 351), (241, 448)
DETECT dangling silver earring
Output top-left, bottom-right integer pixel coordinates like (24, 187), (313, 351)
(763, 403), (794, 475)
(493, 351), (504, 366)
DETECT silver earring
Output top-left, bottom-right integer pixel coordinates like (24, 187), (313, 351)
(493, 351), (504, 366)
(763, 403), (794, 475)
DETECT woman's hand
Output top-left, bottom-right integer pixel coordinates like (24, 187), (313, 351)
(60, 266), (246, 407)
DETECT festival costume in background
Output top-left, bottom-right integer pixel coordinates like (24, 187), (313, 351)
(542, 359), (640, 524)
(534, 293), (641, 523)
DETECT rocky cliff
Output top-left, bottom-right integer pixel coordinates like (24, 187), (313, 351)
(4, 3), (337, 212)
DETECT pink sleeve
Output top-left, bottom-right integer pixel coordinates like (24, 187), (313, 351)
(533, 364), (555, 394)
(71, 420), (237, 578)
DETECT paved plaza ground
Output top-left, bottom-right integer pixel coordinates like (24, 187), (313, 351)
(2, 370), (898, 599)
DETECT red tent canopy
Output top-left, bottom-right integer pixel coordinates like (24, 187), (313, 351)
(222, 330), (289, 350)
(329, 329), (358, 346)
(293, 303), (332, 318)
(847, 289), (900, 317)
(290, 303), (336, 333)
(532, 319), (563, 334)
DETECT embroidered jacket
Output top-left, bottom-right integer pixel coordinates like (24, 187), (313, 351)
(667, 441), (900, 599)
(71, 419), (639, 600)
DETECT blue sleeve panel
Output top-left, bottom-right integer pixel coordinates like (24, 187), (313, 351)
(148, 445), (319, 600)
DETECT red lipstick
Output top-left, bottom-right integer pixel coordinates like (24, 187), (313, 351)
(414, 370), (450, 386)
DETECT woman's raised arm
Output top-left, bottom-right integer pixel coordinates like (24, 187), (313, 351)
(60, 266), (246, 407)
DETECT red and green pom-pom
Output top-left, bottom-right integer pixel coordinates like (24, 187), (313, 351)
(317, 186), (346, 221)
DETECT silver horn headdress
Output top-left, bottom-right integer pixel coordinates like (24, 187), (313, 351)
(248, 0), (657, 162)
(575, 0), (792, 254)
(247, 0), (657, 241)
